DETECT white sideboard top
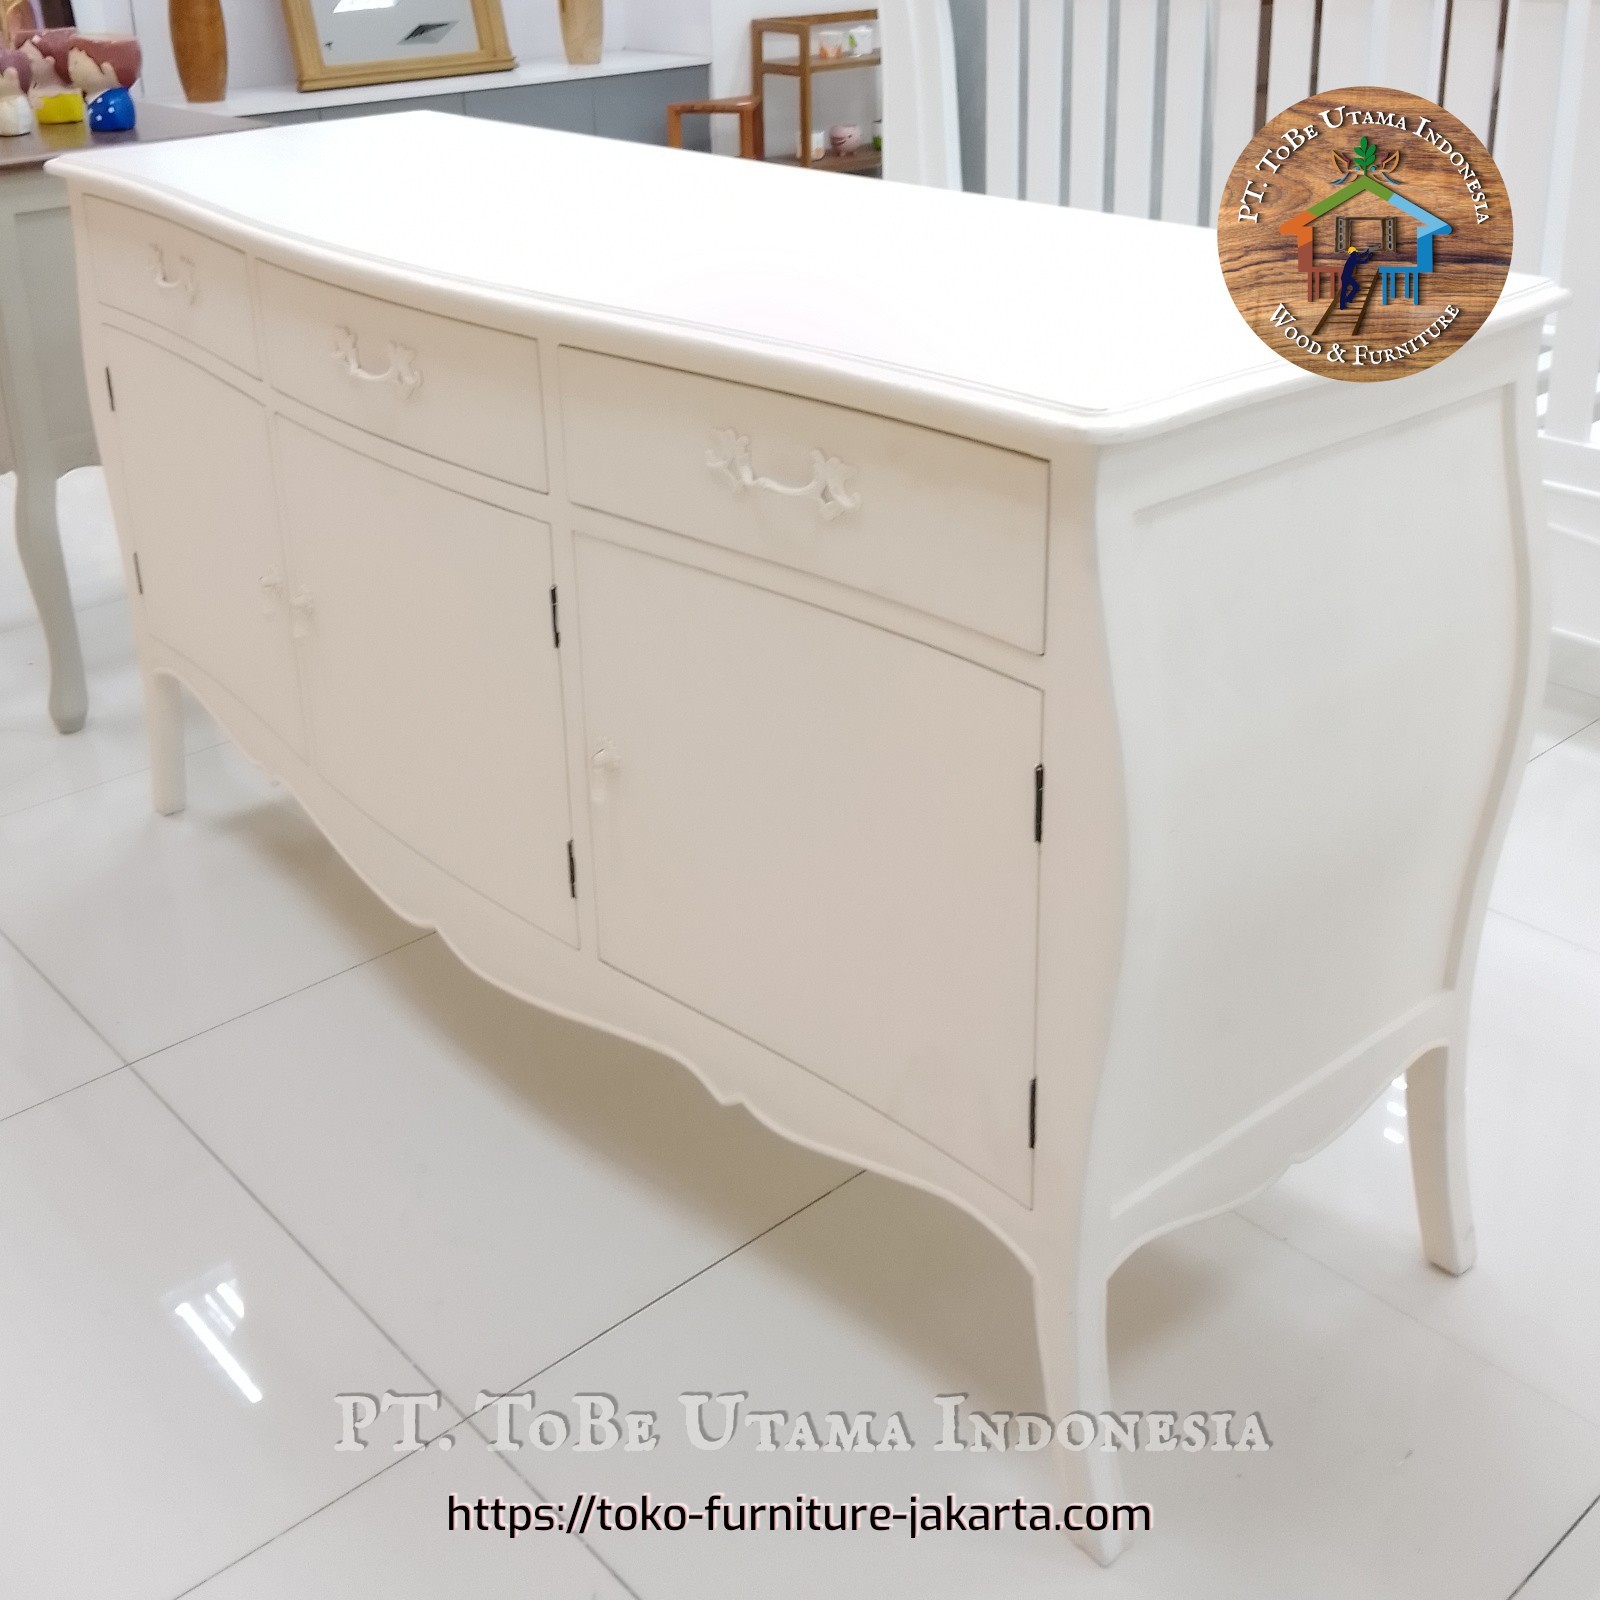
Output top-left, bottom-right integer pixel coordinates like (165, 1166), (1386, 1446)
(49, 112), (1560, 436)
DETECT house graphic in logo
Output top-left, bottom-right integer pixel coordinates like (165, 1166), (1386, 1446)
(1278, 140), (1452, 335)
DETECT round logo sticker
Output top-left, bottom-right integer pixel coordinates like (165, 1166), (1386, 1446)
(1217, 86), (1513, 381)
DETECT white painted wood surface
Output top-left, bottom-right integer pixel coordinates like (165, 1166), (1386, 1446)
(878, 0), (1600, 694)
(53, 113), (1560, 1565)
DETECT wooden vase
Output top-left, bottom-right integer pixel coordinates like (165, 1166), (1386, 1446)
(559, 0), (602, 66)
(168, 0), (225, 103)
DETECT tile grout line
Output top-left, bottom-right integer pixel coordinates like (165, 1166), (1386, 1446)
(135, 1061), (458, 1409)
(1507, 1487), (1600, 1598)
(1232, 1208), (1600, 1442)
(457, 1167), (863, 1585)
(140, 1072), (855, 1596)
(1527, 713), (1600, 764)
(166, 1417), (646, 1600)
(464, 1168), (865, 1434)
(118, 928), (436, 1072)
(1486, 905), (1600, 963)
(0, 724), (231, 825)
(0, 928), (435, 1128)
(0, 924), (127, 1065)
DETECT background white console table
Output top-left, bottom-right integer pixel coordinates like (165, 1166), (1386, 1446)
(53, 112), (1559, 1565)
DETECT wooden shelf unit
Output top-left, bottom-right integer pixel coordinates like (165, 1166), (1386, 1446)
(752, 10), (880, 171)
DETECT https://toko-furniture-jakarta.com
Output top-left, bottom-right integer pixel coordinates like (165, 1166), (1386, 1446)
(50, 111), (1560, 1565)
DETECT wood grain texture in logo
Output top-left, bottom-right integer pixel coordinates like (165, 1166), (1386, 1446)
(1218, 87), (1512, 381)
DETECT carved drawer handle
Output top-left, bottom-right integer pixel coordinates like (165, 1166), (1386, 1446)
(333, 325), (422, 400)
(590, 738), (621, 805)
(148, 245), (197, 304)
(289, 589), (315, 640)
(705, 428), (861, 522)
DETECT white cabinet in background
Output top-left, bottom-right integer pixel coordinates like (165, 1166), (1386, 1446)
(60, 112), (1562, 1568)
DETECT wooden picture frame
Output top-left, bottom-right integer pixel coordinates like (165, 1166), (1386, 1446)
(279, 0), (513, 93)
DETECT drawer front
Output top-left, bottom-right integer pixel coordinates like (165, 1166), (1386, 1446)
(560, 349), (1049, 651)
(85, 198), (259, 375)
(259, 264), (548, 491)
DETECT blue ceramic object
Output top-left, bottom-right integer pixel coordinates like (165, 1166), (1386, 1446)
(87, 86), (136, 133)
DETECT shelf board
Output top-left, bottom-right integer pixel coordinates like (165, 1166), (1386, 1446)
(769, 149), (883, 173)
(760, 51), (882, 77)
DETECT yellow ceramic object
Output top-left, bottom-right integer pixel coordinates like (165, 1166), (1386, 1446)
(35, 90), (85, 124)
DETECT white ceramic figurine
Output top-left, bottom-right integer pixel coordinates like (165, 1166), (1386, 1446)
(0, 46), (32, 135)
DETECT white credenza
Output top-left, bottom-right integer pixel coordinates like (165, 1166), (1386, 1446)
(53, 113), (1559, 1564)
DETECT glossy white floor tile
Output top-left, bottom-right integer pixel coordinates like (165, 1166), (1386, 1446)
(487, 1176), (1600, 1600)
(1, 599), (224, 819)
(1240, 913), (1600, 1429)
(0, 1070), (457, 1600)
(0, 928), (121, 1120)
(184, 1430), (632, 1599)
(0, 740), (420, 1060)
(1493, 719), (1600, 955)
(1530, 683), (1600, 759)
(140, 934), (852, 1410)
(1517, 1498), (1600, 1600)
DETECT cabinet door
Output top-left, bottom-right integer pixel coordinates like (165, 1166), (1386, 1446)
(575, 537), (1042, 1200)
(275, 421), (577, 945)
(103, 327), (305, 754)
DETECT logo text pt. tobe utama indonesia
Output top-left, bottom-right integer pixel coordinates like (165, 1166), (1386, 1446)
(1217, 87), (1513, 382)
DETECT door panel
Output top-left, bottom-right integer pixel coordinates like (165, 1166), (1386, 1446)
(104, 327), (305, 754)
(275, 421), (577, 944)
(575, 536), (1042, 1200)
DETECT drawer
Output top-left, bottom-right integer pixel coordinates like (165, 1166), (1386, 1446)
(84, 197), (259, 375)
(559, 349), (1049, 651)
(258, 264), (548, 491)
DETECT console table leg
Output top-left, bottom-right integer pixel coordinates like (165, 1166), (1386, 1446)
(1406, 1042), (1477, 1275)
(0, 187), (88, 735)
(13, 462), (87, 733)
(1033, 1264), (1129, 1564)
(145, 669), (187, 816)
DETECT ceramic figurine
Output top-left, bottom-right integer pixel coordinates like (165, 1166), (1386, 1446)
(34, 85), (82, 122)
(69, 33), (141, 101)
(18, 25), (70, 92)
(0, 47), (31, 135)
(86, 83), (132, 130)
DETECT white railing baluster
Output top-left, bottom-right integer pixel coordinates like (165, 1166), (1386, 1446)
(1497, 0), (1568, 271)
(1207, 0), (1261, 215)
(1068, 0), (1114, 208)
(1318, 0), (1378, 88)
(879, 0), (964, 189)
(1441, 0), (1506, 138)
(1113, 0), (1163, 215)
(987, 0), (1025, 199)
(1025, 0), (1069, 203)
(1161, 0), (1213, 221)
(1543, 0), (1600, 440)
(1266, 0), (1319, 115)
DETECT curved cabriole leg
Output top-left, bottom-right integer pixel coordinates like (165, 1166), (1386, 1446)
(1406, 1042), (1477, 1275)
(145, 669), (187, 816)
(13, 463), (87, 734)
(1033, 1264), (1130, 1565)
